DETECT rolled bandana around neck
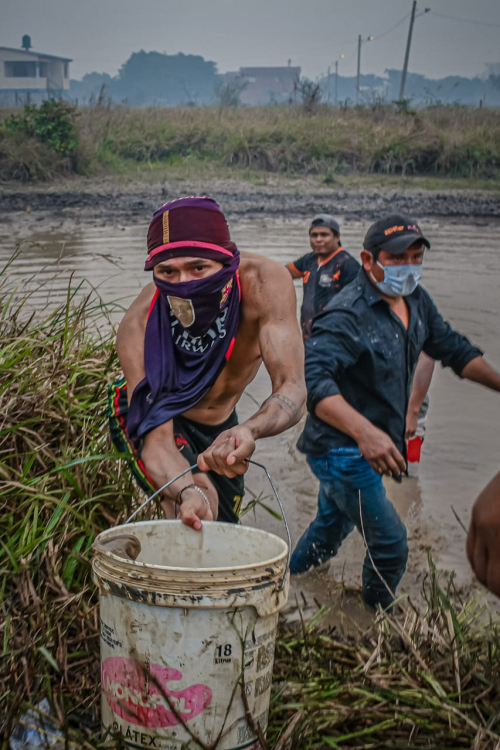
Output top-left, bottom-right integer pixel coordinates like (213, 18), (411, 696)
(126, 261), (241, 447)
(153, 252), (240, 337)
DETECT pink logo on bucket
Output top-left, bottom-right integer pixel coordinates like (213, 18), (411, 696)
(102, 657), (212, 728)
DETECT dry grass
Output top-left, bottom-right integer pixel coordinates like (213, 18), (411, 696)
(268, 564), (500, 748)
(0, 129), (71, 182)
(1, 103), (500, 182)
(76, 104), (500, 179)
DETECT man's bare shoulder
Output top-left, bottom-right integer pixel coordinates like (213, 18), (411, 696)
(121, 282), (156, 323)
(239, 251), (295, 312)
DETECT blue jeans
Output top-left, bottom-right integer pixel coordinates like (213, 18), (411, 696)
(290, 447), (408, 609)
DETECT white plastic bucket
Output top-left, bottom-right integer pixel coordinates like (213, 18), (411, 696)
(92, 520), (289, 750)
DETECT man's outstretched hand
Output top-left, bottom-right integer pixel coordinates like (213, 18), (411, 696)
(197, 425), (256, 478)
(467, 471), (500, 598)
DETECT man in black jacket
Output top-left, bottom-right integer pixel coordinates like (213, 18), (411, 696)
(286, 214), (359, 340)
(290, 214), (500, 609)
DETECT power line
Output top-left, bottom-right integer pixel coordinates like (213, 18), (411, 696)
(432, 11), (500, 29)
(375, 12), (412, 41)
(324, 8), (414, 77)
(338, 11), (414, 50)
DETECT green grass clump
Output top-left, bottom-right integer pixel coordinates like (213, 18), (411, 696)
(0, 258), (137, 744)
(0, 100), (81, 181)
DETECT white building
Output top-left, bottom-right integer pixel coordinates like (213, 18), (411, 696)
(0, 38), (71, 105)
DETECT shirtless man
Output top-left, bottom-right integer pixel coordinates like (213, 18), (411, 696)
(113, 196), (306, 530)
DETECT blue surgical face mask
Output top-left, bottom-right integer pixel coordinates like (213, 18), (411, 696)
(370, 260), (422, 297)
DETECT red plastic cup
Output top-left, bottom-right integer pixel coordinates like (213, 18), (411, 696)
(407, 436), (423, 463)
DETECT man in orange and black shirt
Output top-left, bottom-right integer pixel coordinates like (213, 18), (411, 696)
(287, 214), (360, 340)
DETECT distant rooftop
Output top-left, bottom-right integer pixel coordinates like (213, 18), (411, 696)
(0, 46), (72, 62)
(240, 66), (301, 76)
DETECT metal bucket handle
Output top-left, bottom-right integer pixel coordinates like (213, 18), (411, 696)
(124, 459), (291, 587)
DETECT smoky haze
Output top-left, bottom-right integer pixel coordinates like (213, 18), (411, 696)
(2, 0), (500, 84)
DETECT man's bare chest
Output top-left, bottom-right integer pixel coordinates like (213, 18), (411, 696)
(186, 317), (262, 417)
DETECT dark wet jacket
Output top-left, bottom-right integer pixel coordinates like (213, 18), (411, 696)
(288, 247), (360, 340)
(298, 269), (483, 457)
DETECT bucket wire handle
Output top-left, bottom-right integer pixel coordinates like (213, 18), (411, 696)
(247, 458), (291, 586)
(124, 464), (198, 524)
(124, 459), (291, 585)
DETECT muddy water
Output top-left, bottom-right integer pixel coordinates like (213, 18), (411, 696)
(1, 215), (500, 609)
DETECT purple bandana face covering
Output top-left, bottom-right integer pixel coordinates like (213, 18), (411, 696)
(153, 254), (240, 337)
(126, 252), (241, 446)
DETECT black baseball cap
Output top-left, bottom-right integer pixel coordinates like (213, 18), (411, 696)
(310, 214), (340, 235)
(363, 214), (430, 255)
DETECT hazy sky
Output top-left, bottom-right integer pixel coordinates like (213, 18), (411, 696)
(3, 0), (500, 82)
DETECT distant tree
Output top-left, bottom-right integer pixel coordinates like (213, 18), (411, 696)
(115, 51), (218, 106)
(70, 72), (112, 103)
(485, 63), (500, 77)
(489, 75), (500, 91)
(384, 68), (493, 107)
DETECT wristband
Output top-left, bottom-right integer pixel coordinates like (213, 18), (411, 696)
(176, 483), (211, 509)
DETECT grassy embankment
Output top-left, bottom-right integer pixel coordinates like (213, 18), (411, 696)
(1, 104), (500, 190)
(1, 258), (500, 748)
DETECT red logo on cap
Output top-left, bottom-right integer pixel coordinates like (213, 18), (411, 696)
(384, 225), (404, 236)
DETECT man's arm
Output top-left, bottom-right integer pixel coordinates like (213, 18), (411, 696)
(461, 356), (500, 392)
(406, 353), (435, 439)
(315, 395), (407, 477)
(421, 289), (484, 376)
(198, 262), (306, 477)
(467, 471), (500, 597)
(116, 284), (216, 530)
(420, 290), (500, 391)
(286, 262), (303, 280)
(286, 254), (306, 280)
(140, 422), (217, 529)
(116, 283), (153, 401)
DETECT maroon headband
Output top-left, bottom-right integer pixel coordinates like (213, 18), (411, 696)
(145, 196), (237, 270)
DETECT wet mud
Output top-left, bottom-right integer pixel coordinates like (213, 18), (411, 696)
(1, 177), (500, 239)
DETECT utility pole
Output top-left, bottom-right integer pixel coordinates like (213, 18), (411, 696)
(399, 0), (417, 100)
(356, 34), (361, 105)
(356, 37), (372, 105)
(335, 61), (338, 105)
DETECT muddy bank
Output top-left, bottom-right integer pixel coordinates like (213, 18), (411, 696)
(1, 177), (499, 237)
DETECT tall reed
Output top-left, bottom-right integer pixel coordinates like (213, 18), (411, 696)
(0, 260), (136, 743)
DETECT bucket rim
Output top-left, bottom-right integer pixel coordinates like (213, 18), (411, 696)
(93, 519), (288, 574)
